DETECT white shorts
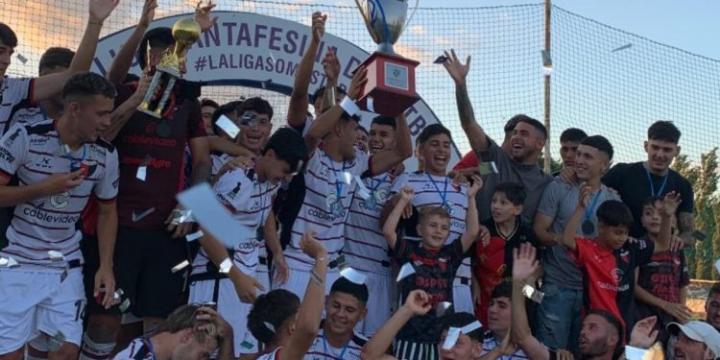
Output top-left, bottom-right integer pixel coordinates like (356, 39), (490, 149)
(453, 282), (473, 314)
(0, 267), (85, 354)
(278, 265), (340, 298)
(189, 278), (258, 356)
(355, 271), (392, 337)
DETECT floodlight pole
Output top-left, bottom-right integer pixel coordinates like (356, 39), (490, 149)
(543, 0), (552, 173)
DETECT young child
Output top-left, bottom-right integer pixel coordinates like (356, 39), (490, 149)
(382, 176), (482, 360)
(635, 192), (691, 336)
(473, 182), (538, 325)
(560, 187), (654, 336)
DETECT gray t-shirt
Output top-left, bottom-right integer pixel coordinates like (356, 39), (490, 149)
(475, 138), (552, 224)
(537, 178), (621, 289)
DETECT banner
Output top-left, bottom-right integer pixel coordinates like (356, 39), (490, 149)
(92, 11), (462, 169)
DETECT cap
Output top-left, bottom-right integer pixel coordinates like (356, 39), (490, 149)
(667, 321), (720, 357)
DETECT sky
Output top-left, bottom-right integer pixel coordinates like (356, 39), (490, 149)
(428, 0), (720, 60)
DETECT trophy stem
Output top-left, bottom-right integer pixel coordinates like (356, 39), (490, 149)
(376, 43), (395, 55)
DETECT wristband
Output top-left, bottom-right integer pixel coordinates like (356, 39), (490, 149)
(339, 97), (360, 117)
(310, 270), (324, 285)
(219, 257), (233, 274)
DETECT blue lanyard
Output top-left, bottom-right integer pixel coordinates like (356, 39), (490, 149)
(326, 155), (349, 202)
(583, 190), (602, 222)
(368, 174), (388, 193)
(644, 167), (668, 197)
(321, 336), (348, 359)
(426, 173), (449, 208)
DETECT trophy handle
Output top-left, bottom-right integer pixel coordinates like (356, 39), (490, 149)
(401, 0), (420, 36)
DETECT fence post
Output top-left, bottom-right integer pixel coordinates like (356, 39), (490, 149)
(543, 0), (552, 173)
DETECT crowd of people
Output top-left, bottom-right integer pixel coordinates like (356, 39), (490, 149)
(0, 1), (718, 360)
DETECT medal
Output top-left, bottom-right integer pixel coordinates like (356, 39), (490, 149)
(426, 173), (451, 213)
(156, 121), (172, 137)
(582, 219), (595, 235)
(364, 194), (377, 209)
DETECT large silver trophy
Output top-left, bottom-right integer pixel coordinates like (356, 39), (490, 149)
(353, 0), (419, 116)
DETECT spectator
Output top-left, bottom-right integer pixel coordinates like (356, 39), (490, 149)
(602, 121), (694, 242)
(355, 125), (369, 153)
(479, 282), (527, 359)
(555, 127), (588, 178)
(200, 98), (219, 135)
(667, 321), (720, 360)
(706, 283), (720, 332)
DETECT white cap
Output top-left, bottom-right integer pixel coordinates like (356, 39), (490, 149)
(667, 321), (720, 356)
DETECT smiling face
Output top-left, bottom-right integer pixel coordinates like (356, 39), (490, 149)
(418, 133), (451, 175)
(369, 123), (396, 155)
(238, 110), (272, 153)
(574, 144), (610, 182)
(355, 127), (369, 153)
(509, 122), (544, 163)
(417, 213), (450, 249)
(324, 292), (366, 337)
(67, 94), (114, 143)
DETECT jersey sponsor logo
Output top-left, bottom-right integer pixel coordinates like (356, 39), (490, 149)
(0, 147), (16, 163)
(307, 207), (335, 221)
(30, 136), (49, 146)
(50, 191), (70, 209)
(224, 182), (242, 200)
(34, 157), (53, 169)
(236, 241), (256, 250)
(4, 127), (21, 146)
(22, 206), (80, 224)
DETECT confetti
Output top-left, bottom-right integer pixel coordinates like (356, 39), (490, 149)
(171, 260), (190, 273)
(216, 114), (240, 139)
(522, 284), (545, 303)
(186, 230), (204, 242)
(48, 250), (64, 261)
(16, 53), (28, 64)
(170, 209), (194, 225)
(119, 298), (131, 312)
(442, 327), (461, 350)
(136, 166), (147, 181)
(435, 301), (452, 317)
(339, 267), (367, 285)
(396, 262), (415, 282)
(132, 207), (155, 222)
(367, 97), (375, 113)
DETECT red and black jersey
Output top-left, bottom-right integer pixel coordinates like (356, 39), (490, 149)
(473, 218), (537, 324)
(574, 237), (654, 333)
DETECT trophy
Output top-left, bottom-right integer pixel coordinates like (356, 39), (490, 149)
(354, 0), (420, 116)
(138, 17), (201, 118)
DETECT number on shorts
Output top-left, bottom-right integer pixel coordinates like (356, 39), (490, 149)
(74, 300), (86, 322)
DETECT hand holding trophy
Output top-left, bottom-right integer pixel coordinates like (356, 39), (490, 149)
(353, 0), (420, 116)
(138, 17), (202, 118)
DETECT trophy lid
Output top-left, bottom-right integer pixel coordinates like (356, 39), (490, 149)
(172, 18), (202, 43)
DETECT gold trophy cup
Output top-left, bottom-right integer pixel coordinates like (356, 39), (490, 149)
(138, 18), (201, 118)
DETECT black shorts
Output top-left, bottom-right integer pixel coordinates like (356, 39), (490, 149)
(82, 226), (190, 318)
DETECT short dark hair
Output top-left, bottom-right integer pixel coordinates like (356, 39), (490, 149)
(330, 277), (369, 304)
(709, 282), (720, 299)
(263, 128), (308, 174)
(586, 309), (624, 358)
(560, 128), (588, 143)
(580, 135), (614, 160)
(248, 289), (300, 344)
(417, 124), (452, 145)
(241, 97), (274, 120)
(514, 115), (547, 140)
(596, 200), (633, 229)
(504, 115), (525, 134)
(39, 47), (74, 73)
(641, 196), (663, 210)
(62, 72), (117, 101)
(0, 23), (18, 48)
(371, 115), (396, 130)
(340, 112), (361, 124)
(647, 120), (681, 144)
(137, 27), (174, 70)
(493, 182), (526, 206)
(440, 312), (483, 341)
(312, 86), (347, 103)
(200, 98), (219, 109)
(491, 280), (512, 300)
(357, 125), (369, 136)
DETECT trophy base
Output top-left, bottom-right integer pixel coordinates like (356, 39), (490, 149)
(356, 52), (420, 117)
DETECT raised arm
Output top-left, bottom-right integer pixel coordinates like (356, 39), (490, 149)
(33, 0), (119, 101)
(103, 73), (150, 141)
(106, 0), (156, 86)
(283, 233), (329, 360)
(383, 187), (414, 250)
(287, 12), (326, 128)
(460, 175), (482, 252)
(361, 290), (431, 360)
(304, 65), (367, 153)
(442, 49), (489, 153)
(511, 244), (551, 360)
(370, 113), (413, 176)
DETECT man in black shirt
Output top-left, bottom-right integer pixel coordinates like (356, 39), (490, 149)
(602, 121), (694, 242)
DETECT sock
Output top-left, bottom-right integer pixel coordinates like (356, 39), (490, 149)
(79, 333), (116, 360)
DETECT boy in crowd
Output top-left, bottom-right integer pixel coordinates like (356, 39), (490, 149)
(555, 127), (588, 179)
(382, 179), (481, 360)
(634, 193), (691, 335)
(602, 121), (694, 242)
(560, 194), (655, 335)
(473, 182), (537, 325)
(200, 98), (219, 135)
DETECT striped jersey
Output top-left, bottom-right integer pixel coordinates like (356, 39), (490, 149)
(481, 331), (528, 359)
(257, 348), (281, 360)
(191, 167), (278, 275)
(390, 172), (472, 279)
(283, 148), (370, 270)
(0, 120), (119, 267)
(112, 338), (156, 360)
(304, 328), (366, 360)
(0, 77), (34, 135)
(210, 151), (233, 178)
(343, 172), (394, 275)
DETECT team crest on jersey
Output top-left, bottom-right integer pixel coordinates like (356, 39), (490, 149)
(4, 127), (21, 146)
(35, 157), (52, 169)
(610, 268), (624, 283)
(50, 191), (70, 209)
(225, 182), (242, 200)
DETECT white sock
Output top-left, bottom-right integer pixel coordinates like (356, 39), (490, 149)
(79, 333), (116, 360)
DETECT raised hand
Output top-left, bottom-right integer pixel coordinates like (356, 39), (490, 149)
(662, 191), (682, 217)
(467, 174), (484, 197)
(195, 0), (217, 32)
(403, 289), (432, 316)
(400, 186), (415, 202)
(138, 0), (157, 28)
(629, 316), (659, 349)
(89, 0), (120, 23)
(322, 48), (341, 84)
(442, 49), (471, 86)
(512, 243), (540, 282)
(347, 65), (368, 101)
(479, 225), (491, 247)
(311, 12), (328, 44)
(300, 232), (327, 260)
(578, 183), (591, 209)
